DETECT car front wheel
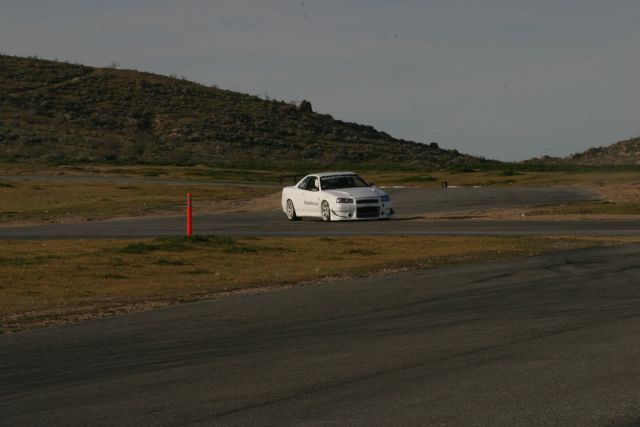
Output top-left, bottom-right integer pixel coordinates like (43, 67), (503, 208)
(321, 200), (331, 222)
(286, 199), (300, 221)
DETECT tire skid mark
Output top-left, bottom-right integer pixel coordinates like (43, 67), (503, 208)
(208, 311), (640, 421)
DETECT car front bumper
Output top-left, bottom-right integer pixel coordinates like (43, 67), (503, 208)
(331, 201), (394, 220)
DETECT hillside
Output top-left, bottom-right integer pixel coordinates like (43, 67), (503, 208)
(529, 137), (640, 166)
(0, 55), (482, 168)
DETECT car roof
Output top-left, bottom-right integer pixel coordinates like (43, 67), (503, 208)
(307, 171), (357, 178)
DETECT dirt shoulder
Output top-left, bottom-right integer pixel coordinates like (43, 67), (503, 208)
(0, 177), (280, 226)
(192, 192), (281, 214)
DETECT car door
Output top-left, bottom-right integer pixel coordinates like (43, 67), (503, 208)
(297, 175), (321, 216)
(292, 176), (311, 215)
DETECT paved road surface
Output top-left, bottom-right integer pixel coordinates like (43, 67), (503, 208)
(2, 244), (640, 425)
(6, 186), (637, 239)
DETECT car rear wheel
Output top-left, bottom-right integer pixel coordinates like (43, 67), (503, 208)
(321, 200), (331, 222)
(286, 200), (300, 221)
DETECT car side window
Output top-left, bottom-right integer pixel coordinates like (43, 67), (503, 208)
(298, 177), (311, 190)
(299, 177), (319, 192)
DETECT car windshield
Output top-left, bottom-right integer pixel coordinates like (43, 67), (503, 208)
(320, 175), (369, 190)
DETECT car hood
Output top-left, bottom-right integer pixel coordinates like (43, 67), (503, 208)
(324, 187), (388, 199)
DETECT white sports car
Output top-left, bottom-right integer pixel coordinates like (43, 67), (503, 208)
(281, 172), (394, 221)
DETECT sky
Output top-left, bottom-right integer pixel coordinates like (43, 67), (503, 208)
(2, 0), (640, 161)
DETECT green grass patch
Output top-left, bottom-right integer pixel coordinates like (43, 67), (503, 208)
(111, 235), (238, 254)
(185, 269), (211, 275)
(0, 254), (59, 266)
(0, 256), (33, 267)
(113, 242), (159, 254)
(497, 170), (521, 176)
(448, 167), (477, 174)
(344, 248), (377, 256)
(155, 258), (187, 266)
(102, 273), (127, 279)
(141, 170), (163, 177)
(223, 245), (292, 254)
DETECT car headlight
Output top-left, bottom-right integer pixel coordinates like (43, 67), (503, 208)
(336, 198), (354, 203)
(380, 195), (391, 202)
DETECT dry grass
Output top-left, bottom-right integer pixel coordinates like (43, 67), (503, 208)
(2, 163), (639, 224)
(2, 162), (639, 188)
(0, 162), (284, 183)
(0, 235), (617, 333)
(0, 180), (277, 224)
(368, 170), (640, 189)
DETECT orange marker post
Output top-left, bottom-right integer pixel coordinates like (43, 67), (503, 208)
(187, 193), (193, 237)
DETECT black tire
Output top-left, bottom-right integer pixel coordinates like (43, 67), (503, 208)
(286, 199), (300, 221)
(321, 200), (331, 222)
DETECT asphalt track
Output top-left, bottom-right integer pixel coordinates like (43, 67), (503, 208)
(3, 186), (639, 239)
(2, 185), (640, 425)
(2, 244), (640, 426)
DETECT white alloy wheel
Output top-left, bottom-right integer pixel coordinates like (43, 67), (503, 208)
(321, 200), (331, 222)
(286, 199), (299, 221)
